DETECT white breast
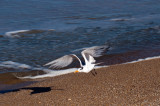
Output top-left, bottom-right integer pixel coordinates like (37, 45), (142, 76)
(82, 63), (95, 73)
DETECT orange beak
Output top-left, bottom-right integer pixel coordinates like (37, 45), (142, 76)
(74, 70), (79, 73)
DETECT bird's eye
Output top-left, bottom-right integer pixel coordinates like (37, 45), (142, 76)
(80, 67), (83, 70)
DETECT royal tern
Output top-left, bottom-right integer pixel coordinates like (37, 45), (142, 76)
(44, 45), (110, 75)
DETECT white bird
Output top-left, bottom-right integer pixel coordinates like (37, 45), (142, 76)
(44, 45), (110, 74)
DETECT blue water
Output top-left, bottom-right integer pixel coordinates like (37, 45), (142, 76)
(0, 0), (160, 73)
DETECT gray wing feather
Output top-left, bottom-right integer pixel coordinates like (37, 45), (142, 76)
(44, 54), (79, 69)
(82, 45), (110, 58)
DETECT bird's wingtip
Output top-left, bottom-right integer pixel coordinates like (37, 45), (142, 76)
(43, 62), (51, 66)
(95, 62), (103, 65)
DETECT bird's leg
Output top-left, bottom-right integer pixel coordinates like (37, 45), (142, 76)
(91, 70), (96, 76)
(93, 69), (97, 75)
(91, 69), (97, 76)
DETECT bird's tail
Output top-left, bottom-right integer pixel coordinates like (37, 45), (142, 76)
(95, 62), (103, 65)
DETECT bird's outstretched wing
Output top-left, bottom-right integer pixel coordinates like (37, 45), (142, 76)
(44, 54), (82, 69)
(81, 45), (110, 63)
(88, 55), (96, 64)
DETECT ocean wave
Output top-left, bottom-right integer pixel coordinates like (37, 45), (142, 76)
(124, 55), (160, 64)
(0, 61), (32, 69)
(110, 13), (160, 22)
(0, 61), (52, 72)
(4, 30), (29, 38)
(110, 18), (135, 21)
(3, 29), (55, 38)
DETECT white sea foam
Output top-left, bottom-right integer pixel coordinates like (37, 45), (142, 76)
(123, 55), (160, 64)
(4, 30), (29, 38)
(0, 61), (32, 69)
(18, 68), (77, 79)
(0, 61), (55, 72)
(1, 55), (160, 79)
(3, 29), (55, 38)
(0, 61), (78, 79)
(110, 18), (135, 21)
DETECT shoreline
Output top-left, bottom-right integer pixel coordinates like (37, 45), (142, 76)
(0, 52), (160, 93)
(1, 58), (160, 105)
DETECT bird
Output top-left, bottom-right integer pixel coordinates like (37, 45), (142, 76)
(44, 45), (110, 75)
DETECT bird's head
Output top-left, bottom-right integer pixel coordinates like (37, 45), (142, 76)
(74, 67), (83, 73)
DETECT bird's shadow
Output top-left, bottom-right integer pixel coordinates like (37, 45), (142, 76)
(0, 86), (64, 95)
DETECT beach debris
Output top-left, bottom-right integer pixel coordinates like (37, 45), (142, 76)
(68, 98), (72, 101)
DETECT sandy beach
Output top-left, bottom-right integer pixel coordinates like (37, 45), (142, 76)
(1, 58), (160, 105)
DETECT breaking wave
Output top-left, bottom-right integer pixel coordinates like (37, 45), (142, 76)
(0, 61), (78, 79)
(124, 55), (160, 64)
(0, 61), (52, 73)
(3, 29), (55, 38)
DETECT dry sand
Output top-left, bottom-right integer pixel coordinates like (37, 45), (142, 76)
(1, 58), (160, 105)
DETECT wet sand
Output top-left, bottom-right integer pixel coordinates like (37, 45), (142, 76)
(1, 58), (160, 105)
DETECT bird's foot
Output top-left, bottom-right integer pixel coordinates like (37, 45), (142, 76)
(91, 69), (97, 76)
(94, 69), (97, 75)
